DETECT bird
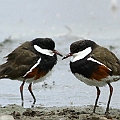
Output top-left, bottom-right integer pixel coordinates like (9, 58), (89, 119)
(62, 39), (120, 114)
(0, 38), (62, 105)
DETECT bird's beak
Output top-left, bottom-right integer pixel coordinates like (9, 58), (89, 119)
(53, 50), (63, 57)
(62, 53), (72, 60)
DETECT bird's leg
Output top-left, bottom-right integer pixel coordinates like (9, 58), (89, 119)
(93, 86), (100, 113)
(20, 81), (25, 106)
(105, 83), (113, 115)
(28, 83), (36, 105)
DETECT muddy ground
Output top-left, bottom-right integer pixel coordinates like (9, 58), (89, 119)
(0, 104), (120, 120)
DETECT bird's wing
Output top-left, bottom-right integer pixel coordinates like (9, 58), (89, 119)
(0, 41), (39, 79)
(90, 46), (120, 75)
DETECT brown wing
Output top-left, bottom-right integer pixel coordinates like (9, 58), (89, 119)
(90, 45), (120, 75)
(90, 64), (112, 81)
(0, 41), (39, 79)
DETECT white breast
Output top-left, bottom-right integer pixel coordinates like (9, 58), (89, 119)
(74, 73), (120, 87)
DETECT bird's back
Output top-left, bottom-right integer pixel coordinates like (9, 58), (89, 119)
(90, 46), (120, 75)
(0, 41), (38, 79)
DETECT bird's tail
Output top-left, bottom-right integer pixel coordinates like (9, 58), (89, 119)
(0, 63), (9, 79)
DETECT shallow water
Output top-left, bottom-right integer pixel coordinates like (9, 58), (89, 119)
(0, 0), (120, 109)
(0, 37), (120, 109)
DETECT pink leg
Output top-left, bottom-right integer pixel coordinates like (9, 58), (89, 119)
(20, 81), (25, 102)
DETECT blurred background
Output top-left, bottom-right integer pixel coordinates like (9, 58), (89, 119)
(0, 0), (120, 41)
(0, 0), (120, 109)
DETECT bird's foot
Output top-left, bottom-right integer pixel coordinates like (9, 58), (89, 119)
(105, 111), (110, 117)
(21, 101), (24, 107)
(31, 100), (36, 108)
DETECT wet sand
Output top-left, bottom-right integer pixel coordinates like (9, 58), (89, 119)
(0, 104), (120, 120)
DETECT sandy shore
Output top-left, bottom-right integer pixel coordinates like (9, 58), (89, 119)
(0, 104), (120, 120)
